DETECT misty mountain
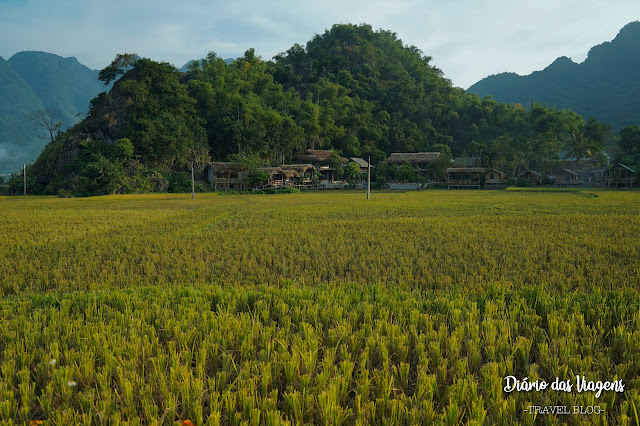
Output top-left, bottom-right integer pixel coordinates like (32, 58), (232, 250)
(468, 21), (640, 131)
(8, 51), (104, 124)
(0, 55), (47, 175)
(0, 52), (105, 175)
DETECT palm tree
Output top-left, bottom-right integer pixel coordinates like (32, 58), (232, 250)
(564, 129), (597, 173)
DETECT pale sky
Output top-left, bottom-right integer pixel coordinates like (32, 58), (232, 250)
(0, 0), (638, 89)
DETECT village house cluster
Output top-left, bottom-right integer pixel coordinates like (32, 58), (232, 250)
(205, 149), (636, 191)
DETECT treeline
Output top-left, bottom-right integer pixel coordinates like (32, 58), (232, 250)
(13, 24), (638, 196)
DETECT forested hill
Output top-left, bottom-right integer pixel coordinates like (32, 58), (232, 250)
(24, 24), (613, 196)
(468, 21), (640, 131)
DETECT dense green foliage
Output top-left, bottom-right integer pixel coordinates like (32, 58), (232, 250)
(98, 53), (139, 86)
(21, 24), (621, 195)
(1, 191), (640, 423)
(468, 21), (640, 132)
(616, 126), (640, 169)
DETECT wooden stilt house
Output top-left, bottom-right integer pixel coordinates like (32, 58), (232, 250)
(484, 169), (506, 188)
(555, 168), (580, 185)
(206, 162), (246, 191)
(444, 167), (485, 189)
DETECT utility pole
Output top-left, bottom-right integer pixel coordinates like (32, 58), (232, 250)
(12, 155), (15, 177)
(191, 164), (195, 200)
(367, 156), (371, 200)
(23, 164), (26, 196)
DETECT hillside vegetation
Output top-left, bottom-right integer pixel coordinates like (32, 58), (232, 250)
(20, 24), (616, 196)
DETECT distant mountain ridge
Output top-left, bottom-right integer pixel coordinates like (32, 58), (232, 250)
(0, 55), (46, 174)
(8, 51), (104, 121)
(0, 51), (104, 174)
(468, 21), (640, 131)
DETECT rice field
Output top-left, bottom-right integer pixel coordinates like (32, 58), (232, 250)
(1, 189), (640, 424)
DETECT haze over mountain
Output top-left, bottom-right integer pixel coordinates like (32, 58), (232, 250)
(468, 21), (640, 132)
(8, 52), (104, 122)
(0, 55), (46, 175)
(0, 52), (104, 175)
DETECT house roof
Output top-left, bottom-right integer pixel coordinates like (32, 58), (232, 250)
(280, 164), (316, 174)
(387, 152), (441, 164)
(613, 163), (637, 174)
(258, 167), (287, 176)
(445, 167), (486, 174)
(485, 169), (505, 176)
(210, 162), (245, 174)
(518, 170), (542, 178)
(349, 157), (374, 168)
(557, 168), (579, 176)
(293, 149), (336, 163)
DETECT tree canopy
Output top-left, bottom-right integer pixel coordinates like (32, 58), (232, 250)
(98, 53), (139, 86)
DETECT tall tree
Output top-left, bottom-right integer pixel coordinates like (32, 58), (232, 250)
(617, 126), (640, 165)
(563, 129), (600, 172)
(98, 53), (139, 85)
(29, 107), (65, 144)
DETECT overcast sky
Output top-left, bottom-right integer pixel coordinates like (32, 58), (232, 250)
(0, 0), (638, 89)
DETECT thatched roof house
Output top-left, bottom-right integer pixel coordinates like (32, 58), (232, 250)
(293, 150), (336, 165)
(605, 163), (636, 188)
(348, 157), (374, 172)
(517, 170), (543, 185)
(280, 164), (316, 175)
(555, 168), (580, 185)
(206, 162), (247, 191)
(485, 169), (506, 187)
(280, 164), (316, 185)
(444, 167), (485, 185)
(206, 162), (245, 183)
(387, 152), (441, 166)
(259, 167), (289, 180)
